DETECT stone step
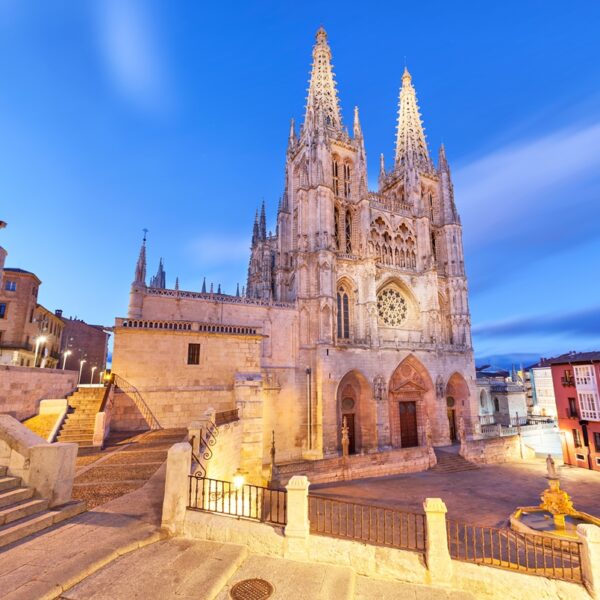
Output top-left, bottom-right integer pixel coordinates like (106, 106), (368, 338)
(0, 466), (6, 477)
(0, 486), (34, 509)
(0, 477), (20, 493)
(59, 427), (95, 435)
(0, 500), (86, 549)
(0, 498), (49, 526)
(57, 436), (94, 444)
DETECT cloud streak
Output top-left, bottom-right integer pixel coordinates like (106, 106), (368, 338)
(473, 305), (600, 340)
(93, 0), (172, 112)
(454, 118), (600, 293)
(187, 235), (251, 267)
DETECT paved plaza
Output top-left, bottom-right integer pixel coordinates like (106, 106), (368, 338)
(0, 451), (598, 599)
(312, 455), (600, 527)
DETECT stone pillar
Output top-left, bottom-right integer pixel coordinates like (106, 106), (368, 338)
(285, 476), (310, 539)
(28, 442), (78, 508)
(578, 524), (600, 599)
(423, 497), (452, 585)
(235, 373), (264, 485)
(161, 442), (192, 534)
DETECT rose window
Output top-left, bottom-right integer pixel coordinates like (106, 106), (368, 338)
(377, 288), (407, 326)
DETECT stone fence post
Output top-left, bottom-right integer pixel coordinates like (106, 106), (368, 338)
(578, 524), (600, 599)
(285, 476), (310, 559)
(423, 497), (452, 586)
(161, 442), (192, 534)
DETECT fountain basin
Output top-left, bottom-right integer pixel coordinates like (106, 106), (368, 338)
(510, 506), (600, 540)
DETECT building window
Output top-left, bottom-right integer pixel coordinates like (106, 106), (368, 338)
(337, 286), (350, 339)
(4, 281), (16, 291)
(594, 432), (600, 453)
(187, 343), (200, 365)
(0, 303), (6, 319)
(573, 428), (582, 448)
(343, 163), (351, 198)
(578, 392), (600, 420)
(568, 397), (578, 418)
(494, 397), (500, 412)
(332, 159), (339, 196)
(345, 210), (352, 253)
(334, 207), (340, 250)
(30, 308), (34, 323)
(377, 287), (407, 327)
(574, 365), (595, 386)
(431, 232), (437, 261)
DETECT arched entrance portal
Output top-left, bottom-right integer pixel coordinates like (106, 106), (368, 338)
(336, 371), (374, 454)
(445, 373), (470, 442)
(388, 356), (435, 448)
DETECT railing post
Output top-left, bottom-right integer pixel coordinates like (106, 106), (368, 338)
(161, 442), (192, 535)
(578, 524), (600, 598)
(284, 476), (310, 559)
(423, 498), (453, 586)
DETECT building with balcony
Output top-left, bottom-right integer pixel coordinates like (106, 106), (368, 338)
(475, 366), (527, 427)
(550, 352), (600, 471)
(0, 267), (63, 368)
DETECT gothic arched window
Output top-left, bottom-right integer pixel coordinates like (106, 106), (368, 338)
(334, 206), (340, 250)
(343, 163), (351, 198)
(332, 159), (339, 196)
(337, 285), (350, 339)
(431, 232), (437, 261)
(345, 210), (352, 253)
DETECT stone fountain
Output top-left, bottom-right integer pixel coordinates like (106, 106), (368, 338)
(510, 455), (600, 539)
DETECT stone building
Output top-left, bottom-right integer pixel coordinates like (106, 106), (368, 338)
(57, 313), (110, 383)
(112, 28), (478, 470)
(0, 266), (63, 369)
(476, 366), (527, 426)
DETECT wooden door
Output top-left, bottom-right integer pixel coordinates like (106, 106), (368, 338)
(345, 413), (356, 454)
(447, 408), (457, 442)
(399, 401), (418, 448)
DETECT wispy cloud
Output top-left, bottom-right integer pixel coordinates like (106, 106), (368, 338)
(93, 0), (172, 113)
(473, 305), (600, 339)
(455, 118), (600, 293)
(187, 235), (251, 267)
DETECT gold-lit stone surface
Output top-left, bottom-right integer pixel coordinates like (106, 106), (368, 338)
(22, 414), (57, 440)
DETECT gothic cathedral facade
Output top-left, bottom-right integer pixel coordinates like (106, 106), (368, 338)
(113, 28), (478, 473)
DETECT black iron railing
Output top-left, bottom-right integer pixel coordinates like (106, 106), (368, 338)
(188, 476), (287, 526)
(308, 495), (426, 553)
(446, 519), (582, 582)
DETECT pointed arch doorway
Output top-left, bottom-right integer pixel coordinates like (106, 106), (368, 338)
(336, 371), (375, 454)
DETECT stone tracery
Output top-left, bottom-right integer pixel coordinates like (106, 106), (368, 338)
(369, 217), (416, 270)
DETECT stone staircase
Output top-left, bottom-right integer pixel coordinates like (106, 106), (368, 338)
(431, 447), (479, 473)
(56, 386), (106, 451)
(0, 465), (86, 549)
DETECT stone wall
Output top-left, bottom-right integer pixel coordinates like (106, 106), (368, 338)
(204, 421), (242, 482)
(461, 434), (535, 464)
(0, 365), (78, 420)
(277, 445), (431, 485)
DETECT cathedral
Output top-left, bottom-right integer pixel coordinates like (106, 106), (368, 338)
(111, 28), (478, 478)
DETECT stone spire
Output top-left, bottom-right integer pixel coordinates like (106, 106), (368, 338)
(260, 201), (267, 239)
(201, 277), (207, 293)
(438, 143), (449, 172)
(353, 106), (362, 139)
(252, 210), (259, 245)
(303, 26), (342, 132)
(394, 68), (432, 171)
(236, 283), (240, 297)
(133, 230), (147, 285)
(149, 257), (166, 289)
(288, 117), (297, 152)
(174, 276), (179, 291)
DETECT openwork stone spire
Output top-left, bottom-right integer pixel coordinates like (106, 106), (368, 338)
(149, 257), (166, 289)
(394, 68), (432, 171)
(133, 230), (147, 285)
(304, 27), (342, 132)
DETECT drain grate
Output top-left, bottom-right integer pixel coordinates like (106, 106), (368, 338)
(230, 578), (274, 600)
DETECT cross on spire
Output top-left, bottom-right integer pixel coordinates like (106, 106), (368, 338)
(304, 26), (342, 133)
(394, 68), (432, 171)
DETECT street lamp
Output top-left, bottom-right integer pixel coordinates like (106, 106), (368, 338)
(62, 350), (72, 370)
(90, 366), (97, 384)
(33, 336), (47, 368)
(78, 359), (86, 384)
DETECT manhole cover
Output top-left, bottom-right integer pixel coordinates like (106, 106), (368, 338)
(230, 578), (274, 600)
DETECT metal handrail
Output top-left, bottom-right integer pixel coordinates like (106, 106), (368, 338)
(112, 374), (161, 430)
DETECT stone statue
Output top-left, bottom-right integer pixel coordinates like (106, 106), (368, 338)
(341, 416), (349, 458)
(546, 454), (557, 479)
(458, 416), (465, 441)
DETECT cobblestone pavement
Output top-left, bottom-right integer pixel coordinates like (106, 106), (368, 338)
(311, 456), (600, 527)
(72, 429), (186, 508)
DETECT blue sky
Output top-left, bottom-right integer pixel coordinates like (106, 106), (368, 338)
(0, 1), (599, 366)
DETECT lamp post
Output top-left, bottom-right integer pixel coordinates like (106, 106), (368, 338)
(33, 336), (47, 368)
(90, 366), (97, 384)
(78, 359), (86, 384)
(62, 350), (72, 370)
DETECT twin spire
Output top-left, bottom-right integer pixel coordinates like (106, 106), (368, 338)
(302, 28), (434, 173)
